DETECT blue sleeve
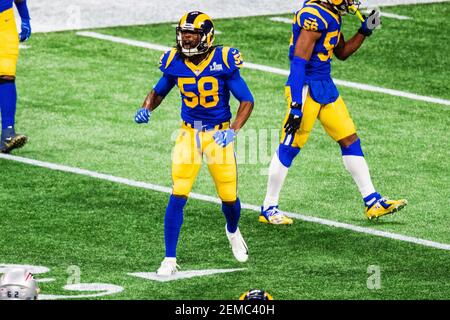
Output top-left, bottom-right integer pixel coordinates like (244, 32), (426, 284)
(153, 74), (176, 97)
(297, 9), (328, 32)
(14, 0), (30, 20)
(226, 70), (254, 103)
(287, 56), (307, 104)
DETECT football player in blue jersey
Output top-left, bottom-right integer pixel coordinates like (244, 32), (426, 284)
(135, 12), (254, 276)
(0, 0), (31, 153)
(261, 0), (407, 223)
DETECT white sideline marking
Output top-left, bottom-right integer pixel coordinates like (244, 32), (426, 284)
(36, 278), (56, 283)
(363, 10), (412, 20)
(76, 31), (450, 107)
(0, 264), (49, 275)
(270, 11), (412, 23)
(40, 284), (124, 300)
(1, 153), (450, 252)
(128, 268), (247, 283)
(27, 0), (445, 33)
(269, 17), (293, 24)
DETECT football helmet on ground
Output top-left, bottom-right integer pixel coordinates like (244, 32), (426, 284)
(0, 268), (39, 300)
(239, 289), (273, 300)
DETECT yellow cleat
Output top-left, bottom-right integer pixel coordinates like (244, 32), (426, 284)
(365, 198), (408, 220)
(259, 206), (294, 225)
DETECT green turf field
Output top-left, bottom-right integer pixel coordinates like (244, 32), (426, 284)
(1, 2), (449, 299)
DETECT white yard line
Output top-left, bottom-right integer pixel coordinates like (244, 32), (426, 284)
(363, 10), (412, 20)
(269, 17), (294, 24)
(128, 268), (247, 282)
(76, 31), (450, 107)
(271, 11), (412, 22)
(1, 153), (450, 252)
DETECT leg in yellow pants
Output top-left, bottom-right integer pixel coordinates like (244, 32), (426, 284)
(280, 86), (356, 147)
(0, 8), (19, 77)
(0, 8), (27, 154)
(171, 122), (237, 202)
(159, 122), (247, 270)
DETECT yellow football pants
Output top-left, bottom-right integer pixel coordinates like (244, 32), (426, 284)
(0, 8), (19, 76)
(280, 86), (356, 148)
(171, 122), (237, 202)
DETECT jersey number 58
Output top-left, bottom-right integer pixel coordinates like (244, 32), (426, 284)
(178, 77), (219, 108)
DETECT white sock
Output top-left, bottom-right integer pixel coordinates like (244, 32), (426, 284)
(164, 257), (176, 262)
(263, 153), (289, 209)
(342, 155), (376, 198)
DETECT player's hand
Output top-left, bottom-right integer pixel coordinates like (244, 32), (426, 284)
(134, 107), (151, 124)
(213, 128), (236, 148)
(19, 19), (31, 42)
(358, 10), (381, 37)
(284, 102), (303, 135)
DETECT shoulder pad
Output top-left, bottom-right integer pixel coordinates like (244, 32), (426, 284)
(159, 48), (178, 73)
(296, 7), (329, 32)
(221, 47), (244, 72)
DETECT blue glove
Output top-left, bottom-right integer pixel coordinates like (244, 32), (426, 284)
(134, 108), (151, 124)
(213, 128), (236, 148)
(284, 102), (303, 135)
(19, 19), (31, 42)
(358, 10), (381, 37)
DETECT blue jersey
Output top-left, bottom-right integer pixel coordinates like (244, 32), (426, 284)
(0, 0), (13, 13)
(288, 0), (342, 104)
(155, 46), (253, 127)
(289, 0), (342, 80)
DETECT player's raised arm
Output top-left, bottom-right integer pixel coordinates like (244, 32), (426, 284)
(334, 10), (381, 61)
(134, 74), (175, 124)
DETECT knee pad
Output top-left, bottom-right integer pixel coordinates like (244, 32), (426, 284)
(172, 178), (193, 198)
(277, 144), (300, 168)
(217, 182), (237, 203)
(340, 139), (364, 157)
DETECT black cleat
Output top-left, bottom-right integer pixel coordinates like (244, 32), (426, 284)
(0, 134), (28, 153)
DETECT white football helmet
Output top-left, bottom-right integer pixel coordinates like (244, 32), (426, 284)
(0, 268), (40, 300)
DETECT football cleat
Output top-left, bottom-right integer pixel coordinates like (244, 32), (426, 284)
(365, 197), (408, 220)
(156, 258), (180, 277)
(225, 225), (248, 263)
(259, 205), (293, 225)
(0, 133), (28, 154)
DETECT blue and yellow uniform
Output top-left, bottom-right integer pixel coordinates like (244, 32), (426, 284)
(0, 0), (19, 76)
(281, 0), (356, 148)
(154, 46), (253, 202)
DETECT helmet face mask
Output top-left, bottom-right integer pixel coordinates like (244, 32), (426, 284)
(176, 11), (215, 57)
(0, 269), (39, 300)
(320, 0), (361, 15)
